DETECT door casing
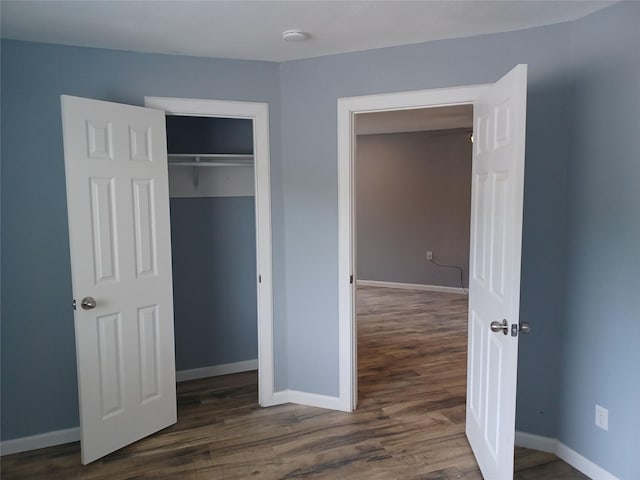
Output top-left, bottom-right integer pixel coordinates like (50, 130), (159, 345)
(144, 97), (277, 406)
(337, 84), (490, 411)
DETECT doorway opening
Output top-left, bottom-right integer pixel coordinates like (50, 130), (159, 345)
(339, 66), (529, 478)
(165, 114), (258, 391)
(145, 97), (275, 407)
(337, 84), (489, 411)
(353, 106), (473, 411)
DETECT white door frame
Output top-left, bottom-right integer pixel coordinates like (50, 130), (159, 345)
(144, 97), (276, 406)
(337, 84), (490, 411)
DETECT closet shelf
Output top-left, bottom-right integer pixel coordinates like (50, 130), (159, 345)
(168, 153), (254, 168)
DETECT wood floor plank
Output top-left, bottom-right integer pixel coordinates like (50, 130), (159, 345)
(1, 286), (588, 479)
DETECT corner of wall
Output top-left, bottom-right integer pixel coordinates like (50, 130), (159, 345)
(555, 3), (640, 479)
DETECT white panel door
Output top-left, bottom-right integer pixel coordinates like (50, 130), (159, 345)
(61, 96), (176, 464)
(466, 65), (527, 479)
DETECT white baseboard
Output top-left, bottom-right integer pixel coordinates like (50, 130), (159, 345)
(515, 430), (619, 480)
(286, 390), (350, 412)
(267, 390), (349, 412)
(1, 427), (80, 456)
(357, 279), (467, 295)
(176, 359), (258, 382)
(260, 389), (289, 407)
(555, 442), (620, 480)
(514, 430), (556, 453)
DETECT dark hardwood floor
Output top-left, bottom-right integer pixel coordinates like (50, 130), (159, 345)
(1, 286), (587, 479)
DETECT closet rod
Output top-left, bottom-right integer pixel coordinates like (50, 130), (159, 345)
(168, 153), (253, 159)
(168, 153), (254, 169)
(169, 161), (253, 167)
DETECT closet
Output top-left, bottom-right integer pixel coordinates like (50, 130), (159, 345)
(166, 115), (258, 375)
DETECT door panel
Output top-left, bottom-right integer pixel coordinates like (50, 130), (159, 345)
(138, 305), (161, 403)
(97, 312), (124, 418)
(61, 95), (176, 464)
(468, 310), (484, 425)
(132, 178), (158, 277)
(466, 65), (528, 480)
(90, 177), (119, 283)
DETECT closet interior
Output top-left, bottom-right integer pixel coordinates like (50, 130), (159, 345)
(166, 115), (258, 377)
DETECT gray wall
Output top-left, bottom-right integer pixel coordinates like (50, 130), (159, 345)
(0, 40), (284, 441)
(356, 130), (471, 287)
(558, 4), (640, 478)
(170, 197), (257, 371)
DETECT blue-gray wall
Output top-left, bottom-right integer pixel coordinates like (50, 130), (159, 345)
(0, 40), (284, 440)
(558, 4), (640, 479)
(171, 197), (257, 371)
(279, 23), (573, 427)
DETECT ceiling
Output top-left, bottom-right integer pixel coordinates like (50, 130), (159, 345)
(0, 1), (612, 62)
(355, 105), (473, 136)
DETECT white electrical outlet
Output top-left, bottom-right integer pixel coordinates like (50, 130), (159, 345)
(595, 404), (608, 430)
(427, 251), (433, 261)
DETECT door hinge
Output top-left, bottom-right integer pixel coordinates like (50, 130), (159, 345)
(350, 275), (353, 284)
(258, 274), (262, 284)
(511, 323), (518, 337)
(72, 299), (76, 311)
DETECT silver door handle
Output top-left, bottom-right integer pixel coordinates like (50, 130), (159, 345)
(81, 297), (96, 310)
(519, 322), (531, 334)
(490, 319), (508, 335)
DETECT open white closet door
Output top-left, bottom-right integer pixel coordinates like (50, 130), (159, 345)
(61, 95), (177, 464)
(465, 65), (528, 480)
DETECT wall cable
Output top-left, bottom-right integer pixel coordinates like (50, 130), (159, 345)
(428, 257), (468, 294)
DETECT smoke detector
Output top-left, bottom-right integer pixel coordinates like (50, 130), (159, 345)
(282, 30), (309, 42)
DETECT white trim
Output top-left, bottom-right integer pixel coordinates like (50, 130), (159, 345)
(515, 431), (620, 480)
(1, 428), (80, 456)
(260, 390), (289, 407)
(357, 279), (467, 295)
(176, 359), (258, 382)
(514, 430), (556, 453)
(144, 97), (275, 407)
(285, 390), (349, 411)
(267, 390), (349, 411)
(338, 84), (490, 412)
(555, 442), (620, 480)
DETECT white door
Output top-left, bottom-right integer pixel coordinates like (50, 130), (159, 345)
(61, 96), (177, 464)
(466, 65), (528, 479)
